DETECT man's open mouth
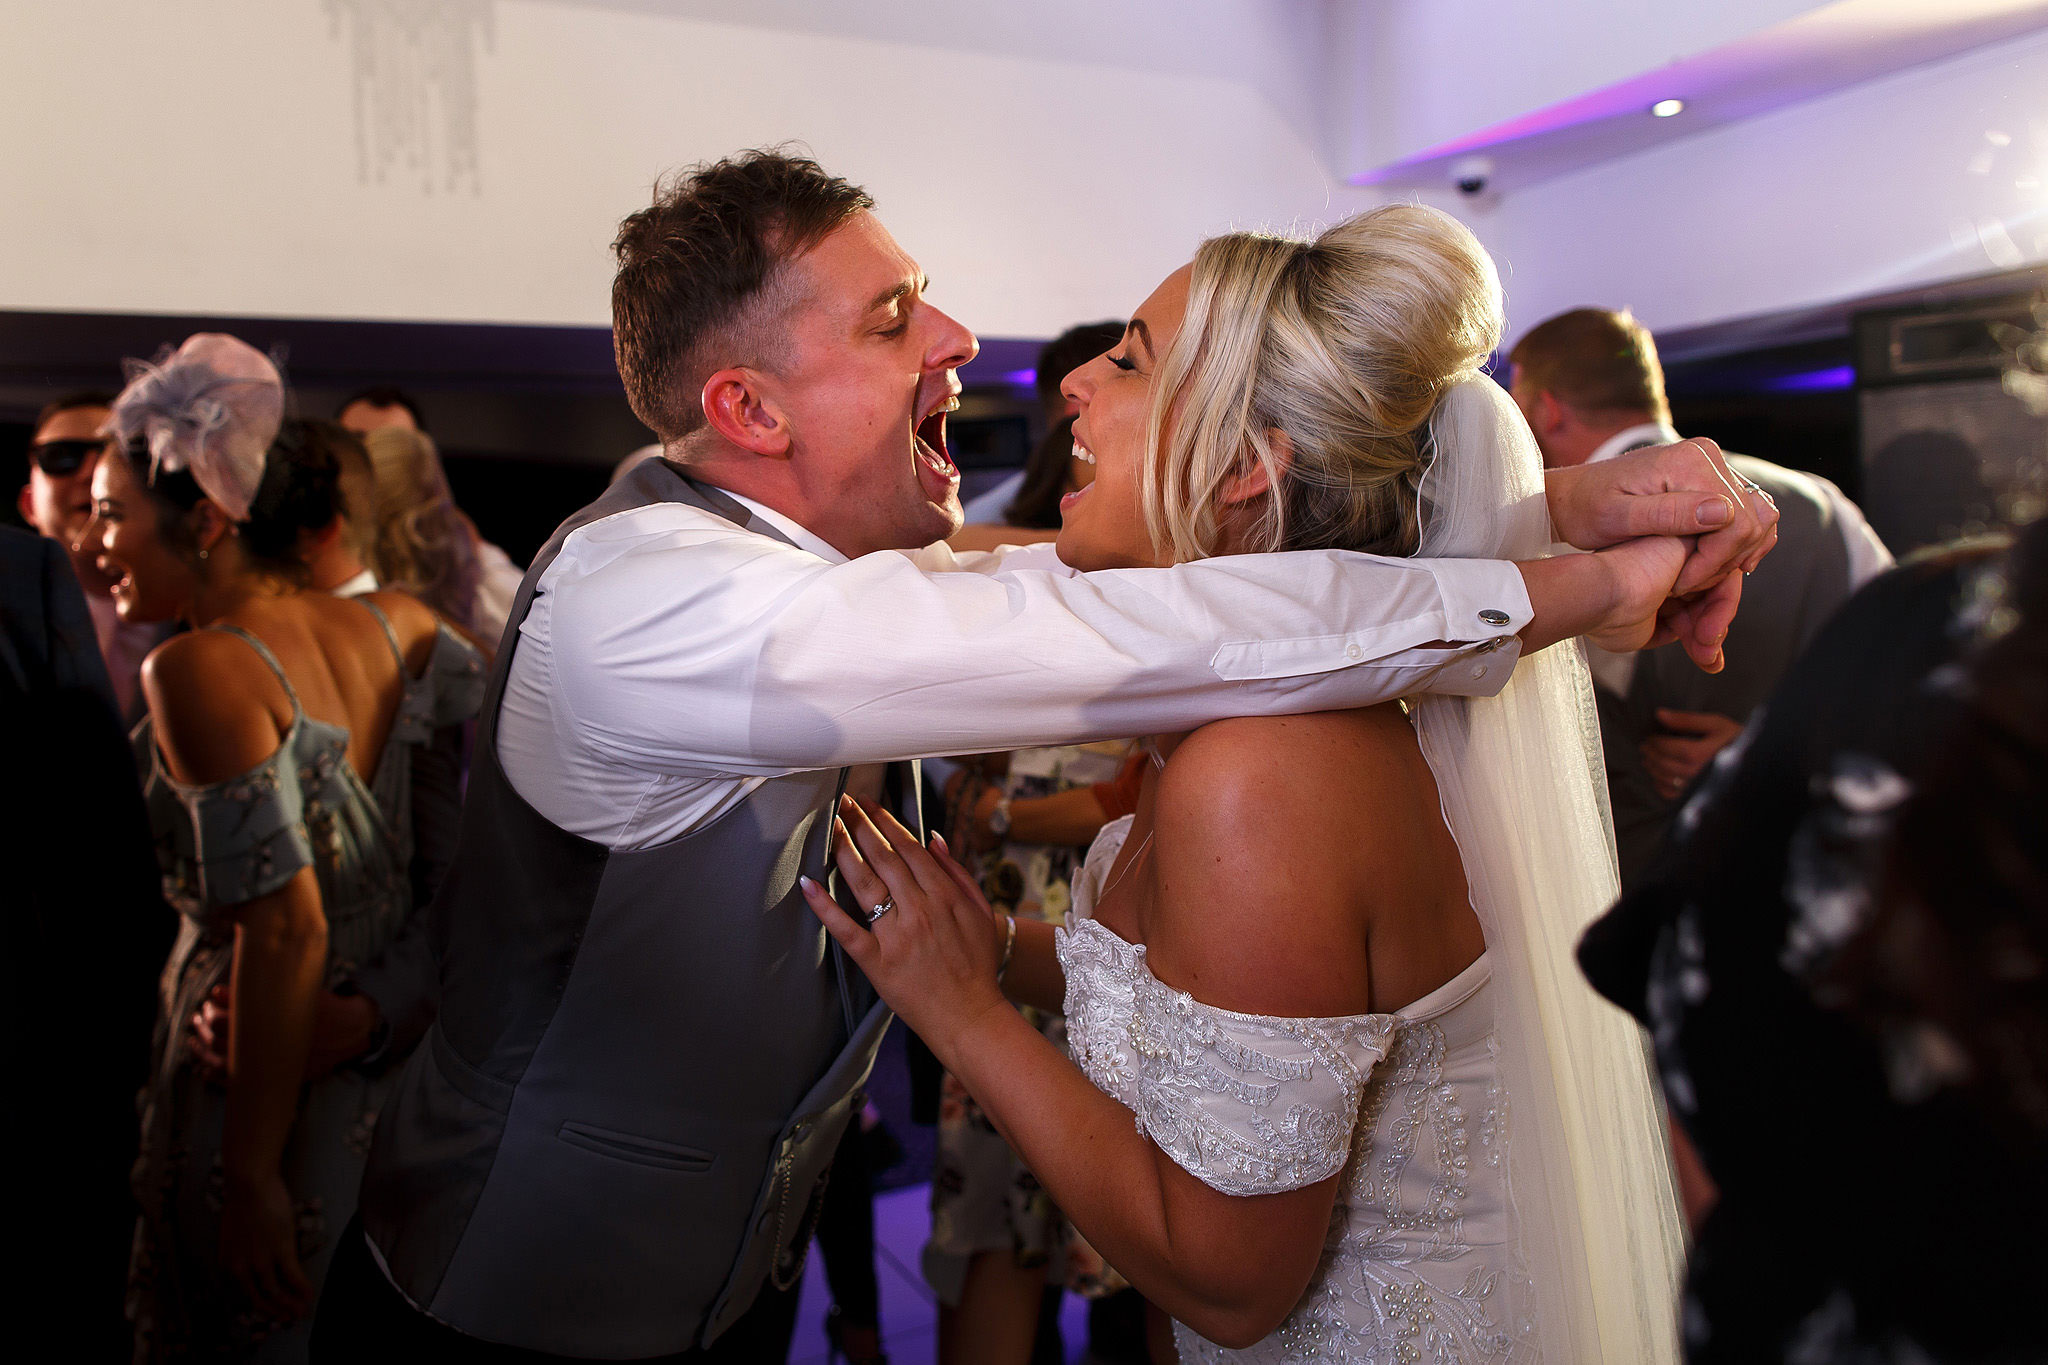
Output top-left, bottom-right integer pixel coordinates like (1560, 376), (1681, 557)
(915, 394), (961, 498)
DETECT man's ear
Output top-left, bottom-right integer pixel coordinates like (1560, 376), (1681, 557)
(701, 369), (791, 458)
(1217, 429), (1293, 507)
(17, 483), (35, 526)
(1533, 391), (1568, 441)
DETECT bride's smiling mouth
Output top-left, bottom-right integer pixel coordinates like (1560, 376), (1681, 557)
(1061, 435), (1098, 513)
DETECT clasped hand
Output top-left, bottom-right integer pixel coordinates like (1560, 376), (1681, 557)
(1551, 436), (1780, 671)
(800, 794), (1012, 1059)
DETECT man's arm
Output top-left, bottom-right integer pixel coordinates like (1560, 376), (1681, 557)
(548, 524), (1535, 777)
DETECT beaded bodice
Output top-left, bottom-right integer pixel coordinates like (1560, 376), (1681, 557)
(1056, 817), (1534, 1364)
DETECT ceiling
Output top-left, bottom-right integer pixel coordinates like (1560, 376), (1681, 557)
(1357, 0), (2048, 194)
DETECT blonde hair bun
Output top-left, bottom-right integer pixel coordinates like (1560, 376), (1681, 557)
(1146, 204), (1504, 561)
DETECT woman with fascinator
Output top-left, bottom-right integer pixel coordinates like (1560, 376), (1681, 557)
(803, 207), (1688, 1362)
(80, 335), (483, 1362)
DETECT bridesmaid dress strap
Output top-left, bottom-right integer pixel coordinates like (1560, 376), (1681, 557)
(355, 597), (410, 675)
(205, 624), (305, 718)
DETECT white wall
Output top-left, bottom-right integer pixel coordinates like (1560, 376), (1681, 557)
(1438, 26), (2048, 342)
(0, 0), (1359, 337)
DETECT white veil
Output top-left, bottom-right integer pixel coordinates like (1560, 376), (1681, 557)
(1410, 376), (1685, 1362)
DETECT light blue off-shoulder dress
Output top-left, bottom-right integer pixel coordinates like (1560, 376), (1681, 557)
(125, 606), (482, 1364)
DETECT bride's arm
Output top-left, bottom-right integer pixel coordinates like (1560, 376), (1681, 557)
(804, 785), (1359, 1347)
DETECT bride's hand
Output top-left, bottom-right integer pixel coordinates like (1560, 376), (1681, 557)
(800, 794), (1013, 1058)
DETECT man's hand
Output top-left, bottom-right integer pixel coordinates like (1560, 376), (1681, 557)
(1641, 707), (1746, 800)
(1547, 438), (1779, 592)
(1518, 533), (1742, 671)
(188, 984), (381, 1081)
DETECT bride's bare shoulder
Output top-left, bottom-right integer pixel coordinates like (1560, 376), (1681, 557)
(1144, 709), (1414, 1015)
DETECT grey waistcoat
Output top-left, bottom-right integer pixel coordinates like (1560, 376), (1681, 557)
(358, 458), (892, 1358)
(1599, 452), (1856, 888)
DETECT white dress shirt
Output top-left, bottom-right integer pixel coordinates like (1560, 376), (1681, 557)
(495, 494), (1533, 850)
(1582, 423), (1892, 697)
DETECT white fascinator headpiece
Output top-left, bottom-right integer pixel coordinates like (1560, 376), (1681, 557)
(108, 333), (284, 523)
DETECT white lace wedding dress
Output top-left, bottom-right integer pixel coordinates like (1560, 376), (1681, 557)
(1058, 815), (1533, 1364)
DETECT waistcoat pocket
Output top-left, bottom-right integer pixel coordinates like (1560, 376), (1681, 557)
(557, 1120), (716, 1172)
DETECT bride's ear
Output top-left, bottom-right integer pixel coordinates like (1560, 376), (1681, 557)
(1217, 428), (1293, 506)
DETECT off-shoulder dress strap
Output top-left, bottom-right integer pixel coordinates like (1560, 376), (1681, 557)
(206, 624), (304, 718)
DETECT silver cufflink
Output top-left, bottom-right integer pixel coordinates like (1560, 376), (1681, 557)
(1479, 609), (1511, 627)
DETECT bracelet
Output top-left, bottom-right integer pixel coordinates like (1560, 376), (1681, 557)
(996, 914), (1017, 984)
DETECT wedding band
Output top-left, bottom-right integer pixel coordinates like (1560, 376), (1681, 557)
(867, 898), (895, 924)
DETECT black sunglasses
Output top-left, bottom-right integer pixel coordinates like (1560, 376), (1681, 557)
(28, 438), (107, 478)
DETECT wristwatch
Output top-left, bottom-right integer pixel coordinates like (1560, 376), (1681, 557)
(986, 796), (1012, 838)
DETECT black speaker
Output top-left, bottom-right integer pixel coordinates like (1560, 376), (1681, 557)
(1854, 296), (2047, 556)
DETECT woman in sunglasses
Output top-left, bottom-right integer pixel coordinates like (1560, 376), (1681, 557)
(83, 334), (483, 1363)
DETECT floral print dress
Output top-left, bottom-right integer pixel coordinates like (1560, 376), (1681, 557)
(127, 610), (482, 1363)
(924, 741), (1132, 1305)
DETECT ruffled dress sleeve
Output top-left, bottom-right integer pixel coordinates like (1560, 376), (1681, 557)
(143, 725), (326, 924)
(1125, 970), (1396, 1196)
(387, 624), (487, 747)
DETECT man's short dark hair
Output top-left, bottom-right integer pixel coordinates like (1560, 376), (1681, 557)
(337, 386), (428, 432)
(1508, 308), (1670, 425)
(611, 148), (874, 441)
(1035, 322), (1125, 410)
(33, 390), (114, 435)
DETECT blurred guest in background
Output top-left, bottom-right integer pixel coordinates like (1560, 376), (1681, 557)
(358, 425), (522, 650)
(0, 522), (170, 1358)
(335, 386), (428, 437)
(928, 738), (1139, 1365)
(1579, 511), (2048, 1362)
(1511, 307), (1892, 888)
(293, 426), (379, 598)
(16, 390), (169, 722)
(91, 335), (482, 1363)
(959, 320), (1123, 525)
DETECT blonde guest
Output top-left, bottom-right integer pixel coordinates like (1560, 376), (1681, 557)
(358, 427), (524, 651)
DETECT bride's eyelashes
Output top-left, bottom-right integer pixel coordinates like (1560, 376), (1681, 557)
(1107, 351), (1137, 372)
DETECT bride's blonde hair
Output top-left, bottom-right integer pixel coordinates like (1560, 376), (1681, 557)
(1142, 204), (1503, 561)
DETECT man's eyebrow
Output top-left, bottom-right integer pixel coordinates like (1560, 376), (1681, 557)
(1129, 318), (1155, 360)
(863, 275), (930, 316)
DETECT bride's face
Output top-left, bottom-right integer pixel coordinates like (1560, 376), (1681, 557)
(1055, 264), (1191, 572)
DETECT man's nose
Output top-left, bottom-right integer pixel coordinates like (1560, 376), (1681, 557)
(925, 305), (978, 371)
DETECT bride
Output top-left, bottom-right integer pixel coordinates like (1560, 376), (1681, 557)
(803, 204), (1685, 1362)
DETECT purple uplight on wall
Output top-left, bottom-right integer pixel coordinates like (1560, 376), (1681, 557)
(1763, 365), (1856, 393)
(1000, 367), (1037, 388)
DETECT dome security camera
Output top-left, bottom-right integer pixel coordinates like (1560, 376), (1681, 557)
(1451, 156), (1495, 197)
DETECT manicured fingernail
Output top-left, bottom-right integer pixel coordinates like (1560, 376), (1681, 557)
(1697, 497), (1731, 526)
(799, 875), (819, 893)
(931, 832), (948, 854)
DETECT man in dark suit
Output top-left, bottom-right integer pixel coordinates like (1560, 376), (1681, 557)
(1511, 308), (1894, 890)
(0, 525), (171, 1354)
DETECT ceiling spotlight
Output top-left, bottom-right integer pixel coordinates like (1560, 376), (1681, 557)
(1651, 99), (1685, 118)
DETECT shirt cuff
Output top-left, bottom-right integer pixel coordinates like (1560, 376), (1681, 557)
(1426, 558), (1532, 643)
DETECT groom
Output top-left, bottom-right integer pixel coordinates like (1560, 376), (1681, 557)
(318, 149), (1772, 1362)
